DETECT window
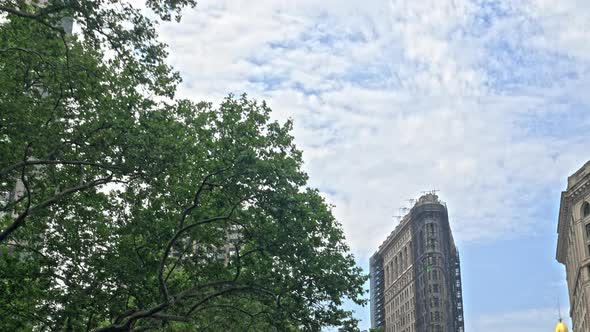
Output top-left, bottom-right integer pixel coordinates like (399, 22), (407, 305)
(584, 202), (590, 218)
(419, 230), (424, 253)
(403, 246), (408, 267)
(433, 284), (439, 293)
(390, 262), (394, 282)
(432, 297), (440, 307)
(401, 250), (406, 270)
(428, 239), (436, 250)
(586, 223), (590, 239)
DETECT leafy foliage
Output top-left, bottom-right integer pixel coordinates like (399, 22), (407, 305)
(0, 1), (367, 331)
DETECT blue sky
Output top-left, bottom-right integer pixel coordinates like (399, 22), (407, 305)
(154, 0), (590, 330)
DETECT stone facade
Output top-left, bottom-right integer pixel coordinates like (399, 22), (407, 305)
(370, 194), (464, 332)
(557, 160), (590, 332)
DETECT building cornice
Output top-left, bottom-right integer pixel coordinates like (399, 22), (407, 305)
(556, 161), (590, 264)
(557, 191), (569, 263)
(567, 178), (590, 202)
(377, 215), (411, 256)
(374, 195), (447, 258)
(567, 160), (590, 191)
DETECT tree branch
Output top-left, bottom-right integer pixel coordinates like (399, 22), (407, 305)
(163, 240), (193, 284)
(186, 285), (276, 315)
(93, 302), (169, 332)
(97, 280), (272, 332)
(0, 4), (70, 19)
(0, 159), (119, 178)
(158, 213), (236, 302)
(0, 47), (47, 59)
(0, 175), (114, 242)
(158, 169), (245, 302)
(0, 4), (68, 34)
(150, 313), (190, 322)
(178, 166), (232, 229)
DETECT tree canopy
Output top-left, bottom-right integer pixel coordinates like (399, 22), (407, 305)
(0, 1), (367, 331)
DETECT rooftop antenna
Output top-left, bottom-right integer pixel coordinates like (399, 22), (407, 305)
(558, 294), (562, 321)
(431, 189), (440, 195)
(407, 199), (416, 205)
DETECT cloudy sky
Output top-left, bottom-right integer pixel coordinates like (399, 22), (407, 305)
(154, 0), (589, 330)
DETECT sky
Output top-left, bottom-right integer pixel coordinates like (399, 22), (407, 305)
(152, 0), (590, 330)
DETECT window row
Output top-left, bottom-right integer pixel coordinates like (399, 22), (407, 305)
(385, 243), (412, 286)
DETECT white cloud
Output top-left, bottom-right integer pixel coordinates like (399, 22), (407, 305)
(155, 0), (590, 256)
(523, 0), (590, 61)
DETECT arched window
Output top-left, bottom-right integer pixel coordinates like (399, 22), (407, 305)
(583, 201), (590, 218)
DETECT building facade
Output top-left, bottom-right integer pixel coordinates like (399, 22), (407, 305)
(370, 193), (464, 332)
(556, 160), (590, 332)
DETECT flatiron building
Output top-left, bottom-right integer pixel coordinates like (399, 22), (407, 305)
(370, 193), (464, 332)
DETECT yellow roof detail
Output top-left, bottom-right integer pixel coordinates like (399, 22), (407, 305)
(555, 320), (568, 332)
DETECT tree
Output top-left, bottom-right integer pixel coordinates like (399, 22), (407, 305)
(0, 0), (192, 243)
(0, 1), (367, 331)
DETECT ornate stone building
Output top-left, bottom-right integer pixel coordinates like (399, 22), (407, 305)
(557, 160), (590, 332)
(370, 193), (464, 332)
